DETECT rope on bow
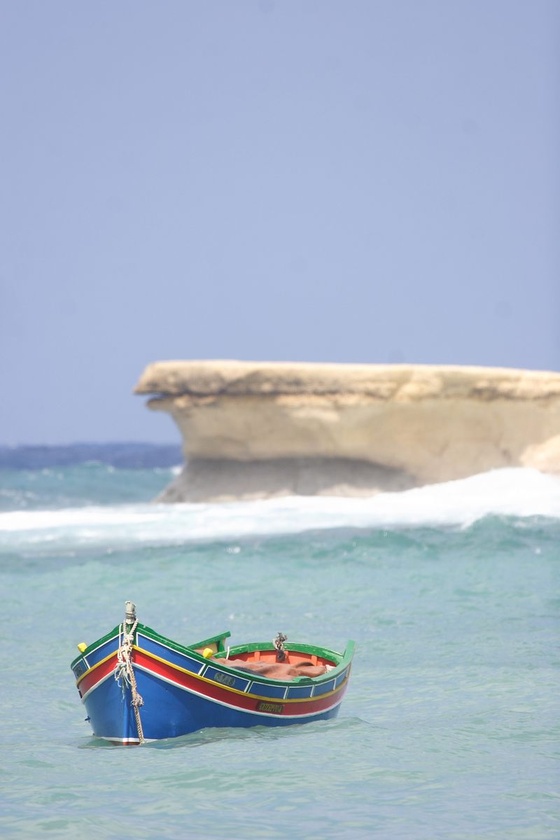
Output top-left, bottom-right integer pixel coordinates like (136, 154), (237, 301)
(114, 606), (144, 744)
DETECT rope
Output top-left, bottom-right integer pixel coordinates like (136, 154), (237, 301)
(115, 618), (145, 744)
(273, 632), (288, 662)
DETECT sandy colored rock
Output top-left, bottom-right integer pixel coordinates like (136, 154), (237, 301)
(134, 361), (560, 501)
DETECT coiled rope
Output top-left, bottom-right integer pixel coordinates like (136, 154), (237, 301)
(274, 632), (288, 662)
(115, 617), (145, 744)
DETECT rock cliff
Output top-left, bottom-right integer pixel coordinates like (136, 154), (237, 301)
(134, 360), (560, 502)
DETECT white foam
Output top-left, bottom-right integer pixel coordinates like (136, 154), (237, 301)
(1, 468), (559, 553)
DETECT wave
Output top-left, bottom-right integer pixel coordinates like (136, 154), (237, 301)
(1, 468), (559, 555)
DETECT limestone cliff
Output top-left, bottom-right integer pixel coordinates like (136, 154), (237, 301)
(134, 360), (560, 502)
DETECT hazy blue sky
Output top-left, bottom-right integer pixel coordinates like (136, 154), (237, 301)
(1, 1), (558, 445)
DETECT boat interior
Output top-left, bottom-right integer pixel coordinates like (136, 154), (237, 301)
(195, 645), (334, 680)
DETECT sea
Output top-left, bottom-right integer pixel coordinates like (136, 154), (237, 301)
(0, 443), (558, 840)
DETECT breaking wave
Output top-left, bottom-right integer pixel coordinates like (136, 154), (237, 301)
(1, 468), (559, 555)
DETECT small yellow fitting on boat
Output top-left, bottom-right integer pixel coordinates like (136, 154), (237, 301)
(202, 647), (214, 659)
(77, 642), (87, 653)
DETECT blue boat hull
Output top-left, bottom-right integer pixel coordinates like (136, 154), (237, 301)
(72, 619), (354, 744)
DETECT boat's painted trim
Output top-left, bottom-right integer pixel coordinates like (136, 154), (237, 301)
(72, 623), (354, 741)
(80, 645), (350, 716)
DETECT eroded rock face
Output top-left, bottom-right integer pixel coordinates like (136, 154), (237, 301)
(134, 361), (560, 501)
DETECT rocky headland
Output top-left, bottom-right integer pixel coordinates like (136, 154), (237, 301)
(134, 360), (560, 502)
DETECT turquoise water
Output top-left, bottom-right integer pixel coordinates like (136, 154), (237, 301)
(0, 453), (559, 839)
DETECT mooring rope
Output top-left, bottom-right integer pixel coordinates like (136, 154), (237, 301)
(115, 617), (145, 744)
(274, 632), (288, 662)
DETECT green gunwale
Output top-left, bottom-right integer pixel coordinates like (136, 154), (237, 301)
(214, 640), (355, 684)
(72, 622), (355, 684)
(71, 624), (121, 669)
(70, 623), (229, 670)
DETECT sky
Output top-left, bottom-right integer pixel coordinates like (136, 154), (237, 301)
(1, 1), (558, 445)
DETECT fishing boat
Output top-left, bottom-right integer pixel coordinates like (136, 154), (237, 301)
(71, 602), (355, 744)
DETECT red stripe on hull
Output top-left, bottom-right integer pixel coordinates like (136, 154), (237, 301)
(79, 647), (350, 718)
(78, 656), (117, 698)
(133, 648), (349, 717)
